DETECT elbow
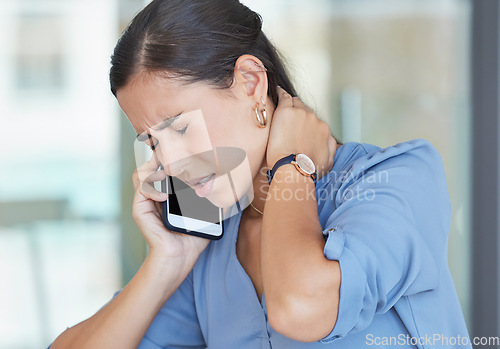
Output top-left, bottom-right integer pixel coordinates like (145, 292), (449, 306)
(267, 271), (340, 343)
(267, 294), (338, 342)
(266, 258), (341, 342)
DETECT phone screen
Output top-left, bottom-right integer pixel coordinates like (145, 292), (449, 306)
(165, 175), (221, 225)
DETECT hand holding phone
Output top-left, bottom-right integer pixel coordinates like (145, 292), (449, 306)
(131, 156), (211, 262)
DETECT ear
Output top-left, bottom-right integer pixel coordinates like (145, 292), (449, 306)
(233, 54), (268, 103)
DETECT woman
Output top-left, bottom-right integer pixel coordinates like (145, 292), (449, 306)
(50, 0), (471, 348)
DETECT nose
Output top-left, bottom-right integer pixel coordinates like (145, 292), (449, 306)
(163, 156), (191, 178)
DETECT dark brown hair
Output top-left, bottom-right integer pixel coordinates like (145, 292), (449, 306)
(109, 0), (297, 107)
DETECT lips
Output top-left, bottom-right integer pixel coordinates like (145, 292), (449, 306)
(185, 173), (216, 186)
(191, 173), (216, 197)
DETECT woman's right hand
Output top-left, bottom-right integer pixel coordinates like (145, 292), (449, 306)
(132, 154), (210, 264)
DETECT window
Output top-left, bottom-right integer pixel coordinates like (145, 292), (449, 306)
(15, 13), (65, 92)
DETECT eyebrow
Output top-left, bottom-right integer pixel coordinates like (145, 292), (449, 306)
(136, 113), (182, 142)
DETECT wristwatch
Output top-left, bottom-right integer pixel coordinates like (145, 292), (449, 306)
(266, 153), (317, 185)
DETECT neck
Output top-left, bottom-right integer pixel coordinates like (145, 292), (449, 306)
(245, 158), (269, 218)
(244, 141), (343, 218)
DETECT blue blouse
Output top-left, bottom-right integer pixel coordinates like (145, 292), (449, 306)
(50, 139), (472, 348)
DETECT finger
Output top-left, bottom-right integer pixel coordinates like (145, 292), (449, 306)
(295, 98), (313, 114)
(144, 171), (168, 199)
(132, 169), (141, 192)
(154, 200), (163, 215)
(137, 151), (162, 173)
(136, 160), (163, 184)
(276, 86), (293, 108)
(304, 104), (316, 115)
(144, 169), (167, 183)
(135, 168), (165, 197)
(139, 181), (169, 202)
(131, 191), (164, 224)
(291, 96), (316, 115)
(292, 96), (306, 109)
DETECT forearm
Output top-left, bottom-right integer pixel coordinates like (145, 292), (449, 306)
(51, 253), (193, 349)
(261, 165), (340, 341)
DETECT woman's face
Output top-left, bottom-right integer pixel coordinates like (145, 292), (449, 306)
(116, 72), (270, 209)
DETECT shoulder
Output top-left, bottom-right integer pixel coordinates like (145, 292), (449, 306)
(316, 139), (450, 222)
(318, 138), (445, 188)
(356, 138), (444, 172)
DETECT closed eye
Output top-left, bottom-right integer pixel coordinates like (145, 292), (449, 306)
(136, 113), (183, 142)
(144, 124), (187, 151)
(175, 124), (188, 135)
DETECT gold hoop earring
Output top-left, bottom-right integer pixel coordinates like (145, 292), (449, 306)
(254, 103), (267, 128)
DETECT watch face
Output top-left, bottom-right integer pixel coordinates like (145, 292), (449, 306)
(296, 154), (315, 175)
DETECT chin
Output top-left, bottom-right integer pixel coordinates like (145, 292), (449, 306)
(205, 175), (254, 211)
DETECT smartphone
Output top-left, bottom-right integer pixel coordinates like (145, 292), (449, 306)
(161, 174), (224, 240)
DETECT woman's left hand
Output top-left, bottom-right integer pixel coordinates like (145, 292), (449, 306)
(266, 86), (338, 180)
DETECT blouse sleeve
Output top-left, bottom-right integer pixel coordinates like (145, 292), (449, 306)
(319, 140), (451, 343)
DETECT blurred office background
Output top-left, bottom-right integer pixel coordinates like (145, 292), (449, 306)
(0, 0), (498, 348)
